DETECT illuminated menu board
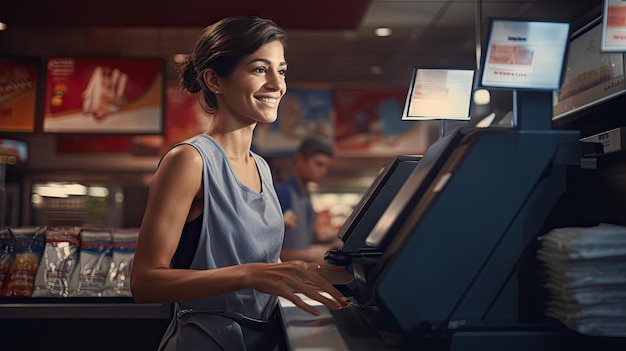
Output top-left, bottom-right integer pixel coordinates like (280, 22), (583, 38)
(0, 57), (39, 133)
(43, 57), (164, 134)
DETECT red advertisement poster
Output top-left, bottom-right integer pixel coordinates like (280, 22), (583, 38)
(43, 57), (164, 134)
(0, 57), (39, 133)
(164, 82), (209, 148)
(333, 88), (439, 156)
(56, 82), (207, 155)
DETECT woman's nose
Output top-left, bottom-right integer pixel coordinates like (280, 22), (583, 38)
(265, 71), (285, 91)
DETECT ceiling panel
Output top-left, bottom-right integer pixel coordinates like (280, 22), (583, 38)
(0, 0), (370, 29)
(362, 2), (449, 27)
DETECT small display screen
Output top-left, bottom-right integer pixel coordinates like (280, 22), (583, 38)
(0, 138), (28, 166)
(402, 68), (475, 120)
(480, 19), (570, 91)
(337, 155), (421, 252)
(365, 129), (462, 249)
(601, 0), (626, 51)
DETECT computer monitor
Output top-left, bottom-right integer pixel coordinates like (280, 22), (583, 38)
(359, 126), (582, 334)
(365, 129), (464, 249)
(479, 18), (570, 91)
(402, 68), (475, 120)
(554, 16), (626, 120)
(337, 155), (421, 253)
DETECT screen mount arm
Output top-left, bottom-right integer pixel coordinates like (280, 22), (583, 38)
(512, 89), (554, 130)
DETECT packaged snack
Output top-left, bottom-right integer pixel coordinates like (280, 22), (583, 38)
(1, 227), (46, 297)
(103, 228), (139, 297)
(32, 226), (81, 297)
(0, 227), (16, 291)
(69, 228), (113, 297)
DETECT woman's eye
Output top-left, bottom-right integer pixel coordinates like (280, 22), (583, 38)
(279, 69), (287, 76)
(255, 67), (267, 73)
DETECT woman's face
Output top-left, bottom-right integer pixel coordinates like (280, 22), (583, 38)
(219, 40), (287, 125)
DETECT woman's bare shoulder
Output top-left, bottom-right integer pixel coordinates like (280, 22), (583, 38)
(159, 143), (202, 170)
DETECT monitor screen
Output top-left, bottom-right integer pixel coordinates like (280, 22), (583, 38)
(554, 17), (626, 120)
(365, 128), (465, 249)
(480, 18), (570, 91)
(337, 155), (421, 252)
(402, 68), (475, 120)
(601, 0), (626, 51)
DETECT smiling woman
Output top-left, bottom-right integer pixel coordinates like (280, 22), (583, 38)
(129, 16), (349, 351)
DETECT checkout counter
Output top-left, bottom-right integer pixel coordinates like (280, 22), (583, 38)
(277, 91), (626, 350)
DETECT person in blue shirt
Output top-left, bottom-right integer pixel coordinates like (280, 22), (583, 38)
(275, 136), (341, 264)
(130, 16), (349, 351)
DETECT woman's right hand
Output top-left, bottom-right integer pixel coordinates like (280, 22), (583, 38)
(244, 261), (350, 316)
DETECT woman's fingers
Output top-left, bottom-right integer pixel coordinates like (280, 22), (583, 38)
(295, 270), (350, 310)
(249, 261), (350, 314)
(281, 291), (323, 316)
(285, 284), (347, 316)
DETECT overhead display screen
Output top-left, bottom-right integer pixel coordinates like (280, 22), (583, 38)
(401, 68), (475, 121)
(601, 0), (626, 51)
(480, 19), (570, 91)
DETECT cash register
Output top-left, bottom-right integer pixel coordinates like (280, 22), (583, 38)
(321, 18), (625, 350)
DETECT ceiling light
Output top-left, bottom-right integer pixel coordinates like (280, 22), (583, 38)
(374, 27), (392, 37)
(473, 89), (491, 105)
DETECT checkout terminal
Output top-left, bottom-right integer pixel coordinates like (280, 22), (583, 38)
(306, 19), (626, 351)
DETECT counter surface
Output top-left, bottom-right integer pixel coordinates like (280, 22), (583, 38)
(279, 294), (394, 351)
(279, 295), (350, 351)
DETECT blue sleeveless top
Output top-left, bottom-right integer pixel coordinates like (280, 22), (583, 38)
(159, 134), (284, 351)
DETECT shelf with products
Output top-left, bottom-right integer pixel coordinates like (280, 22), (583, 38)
(0, 225), (172, 320)
(0, 230), (172, 319)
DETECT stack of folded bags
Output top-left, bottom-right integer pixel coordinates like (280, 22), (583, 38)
(537, 223), (626, 337)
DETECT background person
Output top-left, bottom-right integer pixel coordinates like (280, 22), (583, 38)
(275, 136), (342, 264)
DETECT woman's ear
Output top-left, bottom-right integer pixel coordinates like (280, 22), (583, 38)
(203, 68), (221, 93)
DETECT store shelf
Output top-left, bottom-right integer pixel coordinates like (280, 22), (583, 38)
(0, 297), (171, 319)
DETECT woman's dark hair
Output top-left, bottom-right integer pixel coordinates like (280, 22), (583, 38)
(177, 16), (287, 114)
